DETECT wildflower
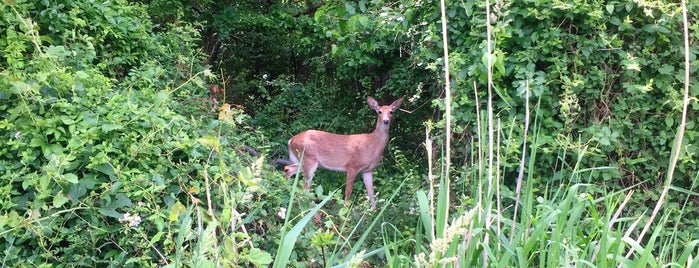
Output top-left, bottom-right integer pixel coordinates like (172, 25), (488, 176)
(277, 207), (286, 219)
(119, 212), (142, 227)
(203, 69), (213, 78)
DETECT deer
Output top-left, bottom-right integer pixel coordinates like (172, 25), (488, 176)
(284, 96), (404, 210)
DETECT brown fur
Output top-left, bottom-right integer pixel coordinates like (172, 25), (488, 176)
(284, 97), (404, 209)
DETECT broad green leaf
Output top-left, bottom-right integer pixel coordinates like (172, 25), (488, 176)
(98, 208), (122, 218)
(194, 259), (216, 268)
(665, 117), (674, 127)
(101, 124), (124, 133)
(64, 173), (78, 184)
(92, 163), (116, 178)
(53, 190), (69, 207)
(111, 193), (132, 208)
(148, 232), (164, 247)
(358, 15), (369, 27)
(218, 104), (235, 124)
(273, 190), (337, 268)
(192, 76), (205, 88)
(314, 6), (325, 22)
(481, 53), (496, 71)
(46, 45), (71, 58)
(197, 136), (220, 149)
(606, 4), (614, 14)
(358, 0), (367, 12)
(248, 248), (273, 268)
(416, 190), (433, 242)
(344, 3), (355, 15)
(169, 202), (187, 222)
(658, 64), (674, 75)
(154, 90), (169, 106)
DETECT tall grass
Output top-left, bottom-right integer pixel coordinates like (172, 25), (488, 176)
(270, 1), (698, 267)
(271, 155), (412, 267)
(394, 0), (699, 267)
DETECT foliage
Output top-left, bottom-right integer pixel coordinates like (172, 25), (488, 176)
(0, 1), (282, 266)
(1, 0), (698, 266)
(414, 0), (698, 186)
(2, 0), (155, 79)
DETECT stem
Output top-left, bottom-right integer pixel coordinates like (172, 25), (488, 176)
(483, 0), (494, 265)
(624, 0), (691, 259)
(511, 80), (530, 241)
(439, 0), (452, 225)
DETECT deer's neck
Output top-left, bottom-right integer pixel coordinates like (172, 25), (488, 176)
(371, 119), (391, 148)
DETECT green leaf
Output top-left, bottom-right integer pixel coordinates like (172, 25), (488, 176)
(344, 3), (355, 15)
(273, 190), (337, 268)
(53, 190), (69, 207)
(197, 136), (220, 149)
(64, 173), (79, 184)
(194, 259), (216, 268)
(148, 232), (164, 248)
(248, 248), (272, 268)
(92, 163), (115, 178)
(46, 45), (71, 58)
(658, 64), (674, 75)
(358, 0), (367, 12)
(98, 208), (122, 218)
(656, 25), (670, 34)
(416, 191), (433, 242)
(192, 76), (205, 89)
(606, 4), (614, 14)
(314, 6), (325, 22)
(665, 117), (674, 127)
(169, 202), (187, 222)
(154, 90), (169, 106)
(111, 193), (133, 208)
(358, 15), (369, 27)
(101, 124), (124, 133)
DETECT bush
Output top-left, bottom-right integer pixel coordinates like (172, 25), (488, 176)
(0, 1), (282, 266)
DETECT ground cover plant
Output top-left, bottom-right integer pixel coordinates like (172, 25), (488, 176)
(1, 0), (698, 267)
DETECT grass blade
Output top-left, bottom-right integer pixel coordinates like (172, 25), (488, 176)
(273, 189), (337, 268)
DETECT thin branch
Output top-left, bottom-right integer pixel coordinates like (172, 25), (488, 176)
(483, 0), (494, 265)
(624, 0), (692, 259)
(439, 0), (452, 224)
(511, 80), (530, 242)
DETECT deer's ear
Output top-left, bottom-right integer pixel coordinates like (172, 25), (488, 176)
(390, 97), (404, 111)
(367, 97), (380, 111)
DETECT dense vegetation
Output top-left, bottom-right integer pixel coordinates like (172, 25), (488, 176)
(1, 0), (697, 267)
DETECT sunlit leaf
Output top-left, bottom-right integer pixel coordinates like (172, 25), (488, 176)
(197, 135), (220, 149)
(53, 190), (69, 207)
(64, 173), (78, 184)
(169, 202), (187, 222)
(248, 248), (273, 268)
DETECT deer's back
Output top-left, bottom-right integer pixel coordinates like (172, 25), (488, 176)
(288, 130), (387, 172)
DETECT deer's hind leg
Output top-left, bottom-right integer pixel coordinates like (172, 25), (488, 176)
(343, 168), (360, 206)
(301, 159), (319, 189)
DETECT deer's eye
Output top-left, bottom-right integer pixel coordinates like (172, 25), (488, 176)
(378, 111), (383, 114)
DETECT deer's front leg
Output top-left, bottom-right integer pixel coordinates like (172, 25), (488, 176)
(362, 172), (376, 210)
(344, 168), (359, 206)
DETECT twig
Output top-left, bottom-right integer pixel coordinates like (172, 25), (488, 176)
(439, 0), (452, 221)
(511, 80), (530, 242)
(143, 233), (169, 265)
(483, 0), (494, 265)
(623, 0), (691, 260)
